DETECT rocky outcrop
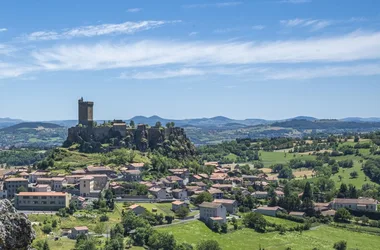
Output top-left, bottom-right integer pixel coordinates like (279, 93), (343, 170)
(0, 199), (36, 250)
(64, 124), (196, 158)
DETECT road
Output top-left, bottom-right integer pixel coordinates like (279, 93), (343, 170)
(154, 214), (200, 228)
(17, 210), (56, 215)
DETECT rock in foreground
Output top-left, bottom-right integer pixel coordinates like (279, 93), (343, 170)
(0, 199), (36, 250)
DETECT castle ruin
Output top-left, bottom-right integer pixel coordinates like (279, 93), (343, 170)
(64, 98), (195, 156)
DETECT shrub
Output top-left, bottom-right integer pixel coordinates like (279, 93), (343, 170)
(41, 224), (52, 234)
(175, 206), (190, 219)
(277, 212), (306, 223)
(99, 214), (109, 222)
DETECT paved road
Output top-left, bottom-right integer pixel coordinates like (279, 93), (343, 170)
(18, 210), (56, 215)
(154, 214), (200, 228)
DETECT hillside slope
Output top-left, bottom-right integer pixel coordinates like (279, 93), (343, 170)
(0, 122), (62, 132)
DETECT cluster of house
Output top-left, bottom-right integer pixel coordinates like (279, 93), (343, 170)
(130, 162), (379, 225)
(0, 165), (116, 210)
(1, 161), (378, 228)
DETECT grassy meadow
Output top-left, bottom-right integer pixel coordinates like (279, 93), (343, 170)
(158, 220), (380, 250)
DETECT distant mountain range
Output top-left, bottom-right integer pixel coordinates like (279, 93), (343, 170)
(1, 117), (380, 147)
(0, 122), (63, 132)
(1, 116), (380, 129)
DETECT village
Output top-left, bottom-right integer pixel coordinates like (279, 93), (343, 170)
(1, 99), (380, 249)
(1, 159), (378, 242)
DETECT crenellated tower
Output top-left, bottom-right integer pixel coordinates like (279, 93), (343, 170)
(78, 97), (94, 126)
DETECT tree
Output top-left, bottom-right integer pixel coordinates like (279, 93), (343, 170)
(197, 240), (222, 250)
(166, 122), (175, 128)
(75, 235), (97, 250)
(41, 224), (52, 234)
(361, 215), (369, 225)
(221, 222), (228, 233)
(338, 183), (348, 198)
(331, 163), (339, 174)
(301, 182), (314, 210)
(147, 231), (176, 250)
(165, 215), (174, 224)
(51, 219), (57, 228)
(243, 212), (267, 232)
(350, 171), (359, 179)
(301, 182), (313, 201)
(155, 121), (162, 128)
(42, 240), (50, 250)
(94, 223), (106, 234)
(129, 120), (135, 128)
(284, 182), (292, 197)
(16, 186), (27, 194)
(212, 221), (220, 232)
(278, 166), (293, 179)
(175, 243), (194, 250)
(334, 208), (352, 222)
(348, 184), (358, 198)
(194, 192), (213, 205)
(175, 206), (190, 219)
(333, 241), (347, 250)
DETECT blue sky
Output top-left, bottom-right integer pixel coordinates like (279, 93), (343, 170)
(1, 0), (380, 121)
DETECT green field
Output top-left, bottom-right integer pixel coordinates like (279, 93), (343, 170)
(158, 220), (380, 250)
(263, 215), (302, 228)
(224, 153), (238, 162)
(28, 208), (122, 239)
(329, 154), (378, 188)
(137, 202), (175, 216)
(259, 150), (316, 167)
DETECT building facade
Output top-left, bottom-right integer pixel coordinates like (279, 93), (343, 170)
(15, 192), (71, 210)
(213, 199), (238, 214)
(199, 202), (227, 223)
(330, 198), (378, 212)
(4, 178), (29, 198)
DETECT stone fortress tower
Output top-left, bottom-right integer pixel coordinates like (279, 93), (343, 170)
(65, 98), (195, 156)
(78, 97), (94, 126)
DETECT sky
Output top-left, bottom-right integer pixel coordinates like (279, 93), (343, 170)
(1, 0), (380, 121)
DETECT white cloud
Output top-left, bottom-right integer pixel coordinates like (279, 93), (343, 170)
(183, 2), (242, 8)
(280, 18), (332, 31)
(19, 76), (37, 81)
(30, 32), (380, 72)
(120, 68), (205, 79)
(0, 28), (7, 32)
(280, 17), (366, 31)
(3, 31), (380, 80)
(213, 28), (239, 34)
(24, 20), (177, 41)
(279, 0), (312, 4)
(252, 25), (265, 30)
(266, 63), (380, 80)
(119, 63), (380, 81)
(127, 8), (142, 13)
(188, 32), (199, 36)
(0, 63), (34, 79)
(0, 44), (15, 55)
